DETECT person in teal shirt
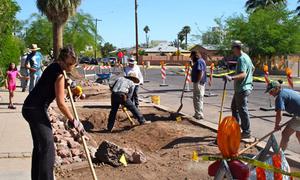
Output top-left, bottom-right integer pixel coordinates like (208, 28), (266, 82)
(224, 40), (255, 139)
(26, 44), (43, 92)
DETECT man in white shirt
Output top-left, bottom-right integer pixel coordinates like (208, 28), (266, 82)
(124, 57), (143, 108)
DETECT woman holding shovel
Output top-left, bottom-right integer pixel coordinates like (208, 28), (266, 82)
(266, 80), (300, 151)
(22, 46), (84, 180)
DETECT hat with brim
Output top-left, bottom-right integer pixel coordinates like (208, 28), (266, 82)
(29, 44), (41, 51)
(125, 73), (140, 84)
(265, 81), (280, 93)
(231, 40), (243, 48)
(128, 57), (135, 65)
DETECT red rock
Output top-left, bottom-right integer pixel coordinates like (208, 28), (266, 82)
(132, 150), (147, 164)
(71, 148), (81, 156)
(57, 149), (71, 158)
(67, 139), (80, 148)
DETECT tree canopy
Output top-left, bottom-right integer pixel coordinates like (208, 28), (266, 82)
(0, 0), (23, 71)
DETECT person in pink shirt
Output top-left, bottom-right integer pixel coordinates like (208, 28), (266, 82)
(6, 63), (28, 109)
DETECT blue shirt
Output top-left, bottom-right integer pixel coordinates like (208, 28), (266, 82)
(26, 52), (43, 76)
(275, 88), (300, 116)
(191, 58), (207, 85)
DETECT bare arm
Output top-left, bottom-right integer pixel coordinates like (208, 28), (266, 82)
(231, 72), (246, 80)
(55, 74), (74, 120)
(275, 110), (282, 130)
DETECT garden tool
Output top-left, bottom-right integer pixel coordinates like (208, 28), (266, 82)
(63, 71), (98, 180)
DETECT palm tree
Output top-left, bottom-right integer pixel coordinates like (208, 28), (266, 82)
(182, 26), (191, 50)
(178, 31), (185, 49)
(245, 0), (286, 12)
(143, 25), (150, 48)
(36, 0), (81, 59)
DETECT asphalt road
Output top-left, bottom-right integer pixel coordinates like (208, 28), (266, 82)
(139, 67), (300, 154)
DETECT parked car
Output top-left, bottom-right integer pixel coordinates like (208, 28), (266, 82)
(79, 57), (91, 64)
(89, 58), (98, 65)
(102, 57), (117, 66)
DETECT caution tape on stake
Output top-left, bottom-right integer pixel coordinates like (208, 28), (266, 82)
(201, 155), (300, 178)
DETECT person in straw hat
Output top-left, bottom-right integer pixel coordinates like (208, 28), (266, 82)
(124, 56), (143, 109)
(25, 44), (43, 92)
(265, 80), (300, 151)
(107, 72), (151, 132)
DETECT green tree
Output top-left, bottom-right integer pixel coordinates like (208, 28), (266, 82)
(296, 0), (300, 15)
(100, 42), (116, 57)
(0, 0), (23, 71)
(36, 0), (81, 59)
(178, 31), (185, 49)
(24, 14), (52, 55)
(224, 6), (300, 66)
(182, 26), (191, 50)
(245, 0), (286, 12)
(64, 11), (99, 54)
(143, 25), (150, 48)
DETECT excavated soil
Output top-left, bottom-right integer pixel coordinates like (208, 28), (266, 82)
(56, 106), (262, 180)
(82, 84), (111, 101)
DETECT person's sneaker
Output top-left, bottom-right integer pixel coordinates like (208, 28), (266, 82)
(141, 120), (151, 125)
(241, 132), (251, 139)
(8, 105), (16, 109)
(21, 88), (26, 92)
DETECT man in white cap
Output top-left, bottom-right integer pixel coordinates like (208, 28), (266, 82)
(25, 44), (43, 92)
(124, 57), (143, 109)
(107, 73), (150, 132)
(223, 40), (255, 139)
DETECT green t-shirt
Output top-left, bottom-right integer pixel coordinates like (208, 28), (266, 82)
(234, 52), (254, 93)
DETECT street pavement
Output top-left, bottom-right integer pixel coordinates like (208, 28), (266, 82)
(0, 88), (32, 180)
(140, 68), (300, 154)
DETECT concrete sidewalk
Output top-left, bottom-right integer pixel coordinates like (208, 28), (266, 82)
(0, 87), (32, 180)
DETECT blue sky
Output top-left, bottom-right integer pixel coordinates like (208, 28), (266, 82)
(15, 0), (298, 48)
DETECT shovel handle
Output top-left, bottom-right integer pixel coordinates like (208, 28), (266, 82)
(238, 120), (291, 155)
(62, 71), (98, 180)
(122, 106), (135, 125)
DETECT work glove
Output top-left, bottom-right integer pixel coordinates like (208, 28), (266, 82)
(67, 118), (86, 135)
(223, 75), (233, 82)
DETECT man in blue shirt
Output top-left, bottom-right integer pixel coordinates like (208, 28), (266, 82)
(266, 80), (300, 151)
(191, 51), (207, 120)
(26, 44), (43, 92)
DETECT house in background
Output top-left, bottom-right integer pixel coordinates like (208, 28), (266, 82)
(144, 42), (190, 56)
(189, 44), (223, 61)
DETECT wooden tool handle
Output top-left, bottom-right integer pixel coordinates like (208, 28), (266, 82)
(122, 106), (135, 125)
(63, 71), (98, 180)
(238, 120), (291, 155)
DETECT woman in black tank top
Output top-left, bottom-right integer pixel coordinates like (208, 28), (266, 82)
(22, 46), (84, 180)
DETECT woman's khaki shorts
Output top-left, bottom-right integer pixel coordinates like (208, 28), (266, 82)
(287, 116), (300, 131)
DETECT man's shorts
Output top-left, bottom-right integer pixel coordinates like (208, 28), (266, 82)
(287, 116), (300, 131)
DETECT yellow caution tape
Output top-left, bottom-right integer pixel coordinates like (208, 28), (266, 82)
(202, 155), (300, 178)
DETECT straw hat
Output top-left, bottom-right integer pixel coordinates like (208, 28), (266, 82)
(125, 72), (140, 84)
(29, 44), (41, 51)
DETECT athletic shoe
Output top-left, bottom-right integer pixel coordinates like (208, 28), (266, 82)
(241, 132), (251, 139)
(141, 120), (151, 125)
(193, 115), (204, 120)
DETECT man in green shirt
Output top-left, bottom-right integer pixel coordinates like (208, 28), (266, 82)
(224, 40), (254, 138)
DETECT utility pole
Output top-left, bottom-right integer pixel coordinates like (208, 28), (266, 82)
(135, 0), (139, 62)
(94, 18), (102, 59)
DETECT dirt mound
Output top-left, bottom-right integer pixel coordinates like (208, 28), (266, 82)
(81, 85), (111, 101)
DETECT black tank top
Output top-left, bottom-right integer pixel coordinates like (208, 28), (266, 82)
(24, 63), (63, 108)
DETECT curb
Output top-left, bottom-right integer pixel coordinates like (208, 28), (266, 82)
(152, 104), (300, 165)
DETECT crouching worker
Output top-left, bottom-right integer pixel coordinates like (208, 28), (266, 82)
(266, 80), (300, 151)
(107, 73), (151, 132)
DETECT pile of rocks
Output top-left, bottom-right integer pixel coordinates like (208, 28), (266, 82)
(95, 140), (147, 167)
(48, 107), (92, 166)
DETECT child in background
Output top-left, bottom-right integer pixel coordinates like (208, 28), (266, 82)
(6, 63), (28, 109)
